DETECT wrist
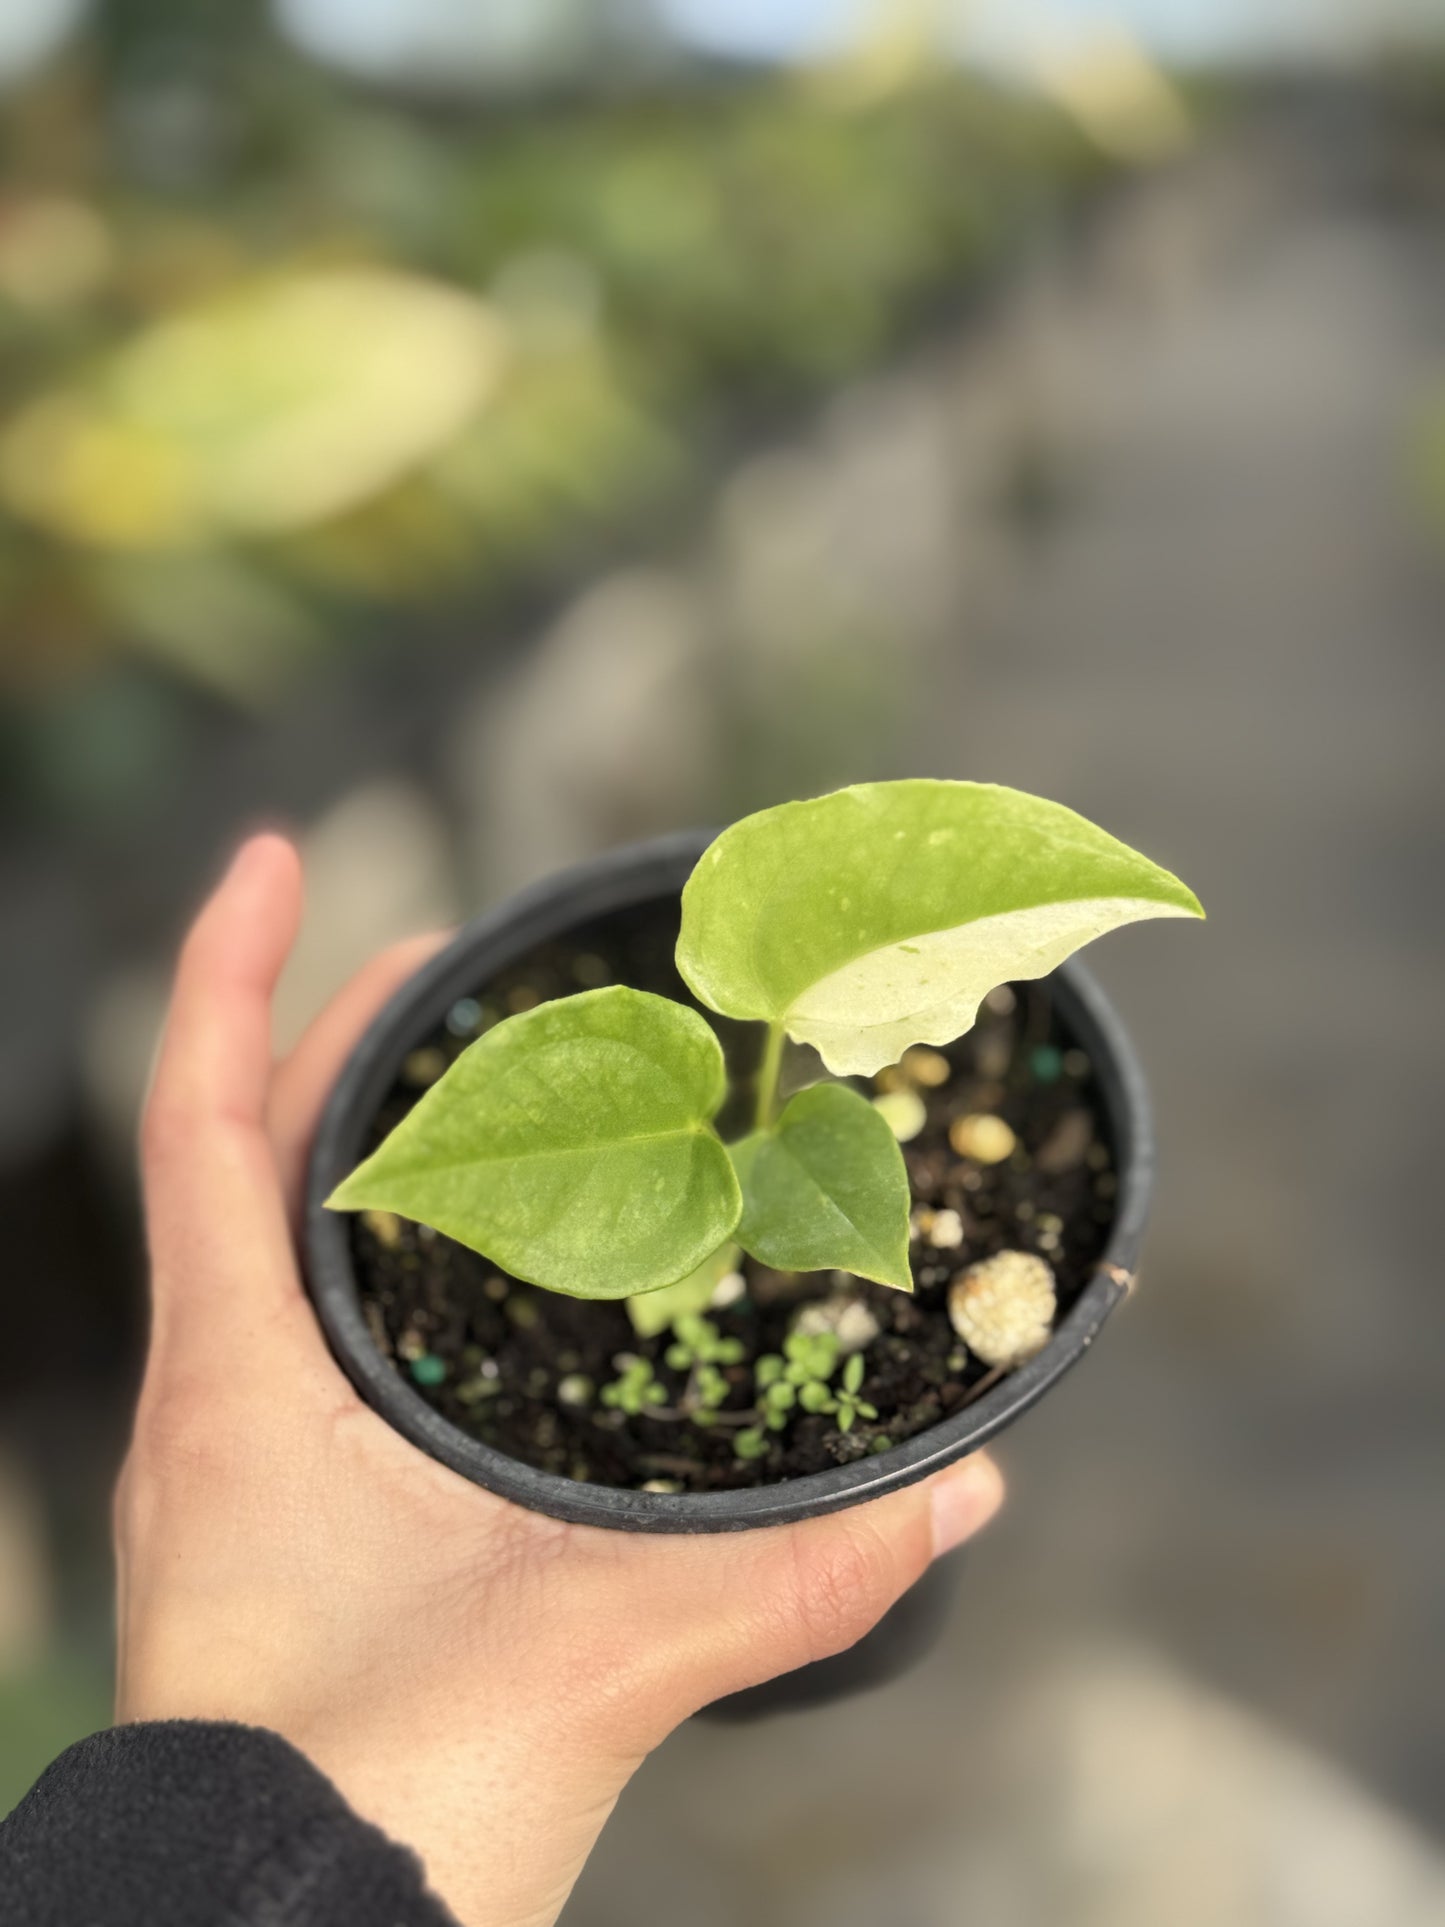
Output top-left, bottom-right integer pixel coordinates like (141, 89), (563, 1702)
(289, 1716), (646, 1927)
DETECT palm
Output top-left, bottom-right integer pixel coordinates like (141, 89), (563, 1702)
(119, 835), (1000, 1927)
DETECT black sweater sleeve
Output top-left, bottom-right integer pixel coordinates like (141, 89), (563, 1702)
(0, 1720), (460, 1926)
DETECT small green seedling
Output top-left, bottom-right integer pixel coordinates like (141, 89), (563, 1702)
(688, 1363), (731, 1426)
(757, 1380), (796, 1431)
(776, 1330), (841, 1387)
(740, 1339), (875, 1441)
(830, 1353), (878, 1434)
(664, 1314), (745, 1374)
(329, 780), (1201, 1304)
(599, 1355), (667, 1416)
(753, 1358), (795, 1430)
(754, 1330), (841, 1429)
(662, 1314), (743, 1427)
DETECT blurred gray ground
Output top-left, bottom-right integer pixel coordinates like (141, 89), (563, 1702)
(560, 115), (1445, 1926)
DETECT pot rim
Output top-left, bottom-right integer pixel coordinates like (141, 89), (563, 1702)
(302, 829), (1153, 1533)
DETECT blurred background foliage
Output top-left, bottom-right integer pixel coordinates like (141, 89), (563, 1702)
(2, 4), (1445, 1920)
(2, 3), (1121, 813)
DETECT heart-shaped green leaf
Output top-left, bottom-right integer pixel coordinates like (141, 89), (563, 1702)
(730, 1081), (912, 1291)
(678, 780), (1204, 1074)
(327, 986), (741, 1300)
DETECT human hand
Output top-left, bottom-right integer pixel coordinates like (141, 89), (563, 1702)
(116, 835), (1004, 1927)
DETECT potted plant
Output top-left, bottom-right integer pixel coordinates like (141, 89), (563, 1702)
(303, 781), (1201, 1704)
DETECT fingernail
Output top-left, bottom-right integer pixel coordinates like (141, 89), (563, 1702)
(931, 1459), (1001, 1558)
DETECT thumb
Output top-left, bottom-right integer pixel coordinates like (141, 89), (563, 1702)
(140, 834), (306, 1372)
(646, 1453), (1004, 1720)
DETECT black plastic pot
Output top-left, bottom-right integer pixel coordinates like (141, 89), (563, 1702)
(304, 831), (1153, 1713)
(303, 830), (1152, 1545)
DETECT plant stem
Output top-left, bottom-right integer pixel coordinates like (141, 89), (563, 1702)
(753, 1021), (785, 1132)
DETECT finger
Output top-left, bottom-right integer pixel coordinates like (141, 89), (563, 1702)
(141, 835), (305, 1338)
(267, 931), (452, 1220)
(149, 834), (303, 1131)
(746, 1451), (1005, 1678)
(632, 1452), (1005, 1724)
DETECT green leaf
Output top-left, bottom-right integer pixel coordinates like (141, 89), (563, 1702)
(783, 1330), (841, 1380)
(798, 1380), (837, 1414)
(730, 1081), (913, 1292)
(327, 986), (741, 1300)
(678, 780), (1204, 1075)
(626, 1242), (739, 1339)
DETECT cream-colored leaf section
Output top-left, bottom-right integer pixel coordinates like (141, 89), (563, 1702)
(0, 270), (508, 548)
(786, 896), (1198, 1076)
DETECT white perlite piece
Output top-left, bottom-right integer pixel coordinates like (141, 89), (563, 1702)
(790, 1293), (882, 1355)
(709, 1269), (747, 1310)
(948, 1250), (1057, 1368)
(928, 1208), (965, 1249)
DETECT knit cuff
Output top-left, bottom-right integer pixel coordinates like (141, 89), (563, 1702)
(0, 1719), (459, 1927)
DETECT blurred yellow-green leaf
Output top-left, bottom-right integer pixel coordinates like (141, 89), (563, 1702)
(0, 57), (1124, 710)
(1, 269), (507, 547)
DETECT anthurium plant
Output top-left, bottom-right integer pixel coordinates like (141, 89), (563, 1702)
(328, 781), (1201, 1312)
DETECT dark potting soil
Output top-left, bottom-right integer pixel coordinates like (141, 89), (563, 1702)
(350, 898), (1120, 1494)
